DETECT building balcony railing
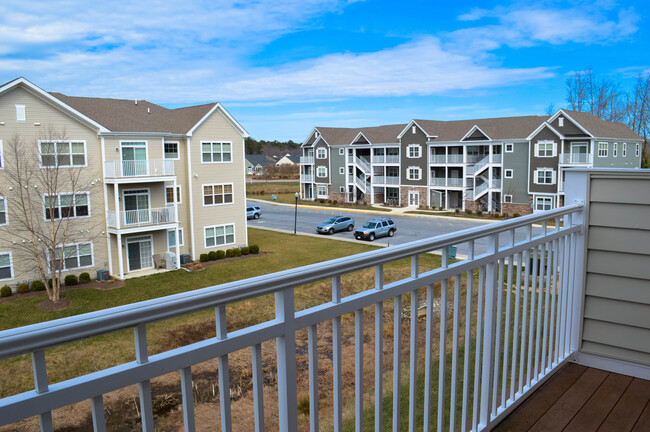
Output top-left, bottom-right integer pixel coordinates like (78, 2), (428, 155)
(448, 154), (463, 163)
(371, 155), (400, 163)
(104, 159), (174, 179)
(300, 156), (314, 164)
(560, 153), (592, 164)
(0, 204), (587, 431)
(300, 174), (314, 182)
(430, 154), (446, 163)
(430, 177), (446, 186)
(373, 176), (400, 185)
(106, 207), (177, 229)
(447, 177), (464, 187)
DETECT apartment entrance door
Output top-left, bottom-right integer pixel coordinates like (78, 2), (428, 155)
(123, 190), (150, 225)
(121, 141), (147, 176)
(126, 235), (153, 272)
(408, 191), (420, 207)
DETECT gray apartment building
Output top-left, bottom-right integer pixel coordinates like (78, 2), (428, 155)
(299, 110), (643, 214)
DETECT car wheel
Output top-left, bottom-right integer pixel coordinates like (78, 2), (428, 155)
(328, 228), (334, 235)
(369, 233), (375, 241)
(347, 224), (354, 231)
(254, 213), (260, 219)
(388, 229), (394, 237)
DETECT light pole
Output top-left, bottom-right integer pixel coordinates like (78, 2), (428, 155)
(294, 192), (299, 235)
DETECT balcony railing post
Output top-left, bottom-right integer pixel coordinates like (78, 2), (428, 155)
(480, 233), (499, 429)
(275, 288), (298, 431)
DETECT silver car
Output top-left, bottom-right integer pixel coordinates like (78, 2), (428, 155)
(354, 217), (396, 241)
(316, 216), (355, 234)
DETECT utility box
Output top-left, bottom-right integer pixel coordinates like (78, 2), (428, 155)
(180, 254), (191, 265)
(164, 251), (177, 269)
(96, 270), (110, 281)
(448, 246), (457, 260)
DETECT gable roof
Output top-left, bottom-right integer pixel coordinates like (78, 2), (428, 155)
(416, 116), (547, 141)
(245, 154), (273, 166)
(557, 110), (642, 140)
(307, 124), (406, 146)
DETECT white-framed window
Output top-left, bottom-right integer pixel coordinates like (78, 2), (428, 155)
(50, 242), (94, 271)
(503, 195), (513, 203)
(505, 169), (513, 178)
(15, 104), (25, 122)
(165, 186), (181, 205)
(164, 142), (179, 159)
(613, 143), (618, 157)
(40, 140), (86, 167)
(0, 252), (13, 280)
(316, 148), (327, 159)
(412, 125), (416, 134)
(535, 196), (553, 211)
(407, 166), (421, 181)
(201, 141), (232, 163)
(317, 185), (328, 198)
(505, 143), (513, 152)
(407, 144), (421, 158)
(317, 166), (327, 177)
(558, 117), (564, 127)
(339, 167), (344, 175)
(535, 168), (555, 185)
(167, 228), (184, 250)
(203, 184), (233, 206)
(43, 192), (90, 220)
(0, 197), (6, 226)
(535, 141), (556, 157)
(636, 143), (641, 157)
(339, 148), (345, 155)
(623, 143), (627, 157)
(204, 224), (235, 248)
(598, 142), (608, 157)
(339, 186), (345, 193)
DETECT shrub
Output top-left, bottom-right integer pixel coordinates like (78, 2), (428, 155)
(79, 272), (91, 284)
(208, 251), (218, 261)
(513, 212), (521, 218)
(193, 263), (203, 270)
(455, 209), (460, 214)
(48, 278), (60, 289)
(503, 213), (509, 218)
(64, 274), (78, 286)
(476, 210), (483, 216)
(465, 209), (473, 215)
(17, 283), (29, 294)
(328, 199), (332, 204)
(319, 199), (325, 204)
(226, 249), (235, 258)
(0, 286), (11, 297)
(493, 213), (500, 218)
(216, 250), (226, 260)
(31, 280), (45, 291)
(199, 253), (209, 262)
(333, 200), (337, 205)
(234, 248), (242, 257)
(241, 246), (250, 255)
(438, 206), (443, 211)
(250, 244), (260, 254)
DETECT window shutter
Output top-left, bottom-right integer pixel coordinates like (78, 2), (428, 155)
(534, 143), (539, 157)
(533, 169), (538, 184)
(551, 170), (557, 184)
(552, 143), (557, 158)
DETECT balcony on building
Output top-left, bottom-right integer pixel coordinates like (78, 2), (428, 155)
(103, 159), (175, 183)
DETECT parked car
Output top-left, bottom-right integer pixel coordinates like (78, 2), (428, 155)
(246, 205), (262, 219)
(316, 216), (355, 234)
(354, 217), (396, 241)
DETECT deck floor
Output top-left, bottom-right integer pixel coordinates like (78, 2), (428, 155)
(494, 363), (650, 432)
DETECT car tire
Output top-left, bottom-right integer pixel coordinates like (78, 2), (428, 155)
(254, 213), (260, 219)
(388, 229), (394, 237)
(369, 233), (375, 241)
(328, 228), (334, 235)
(347, 224), (354, 231)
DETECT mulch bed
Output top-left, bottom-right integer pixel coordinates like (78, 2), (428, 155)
(36, 297), (71, 311)
(0, 279), (125, 305)
(184, 251), (269, 271)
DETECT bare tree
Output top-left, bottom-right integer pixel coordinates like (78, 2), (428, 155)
(565, 69), (628, 122)
(0, 126), (100, 302)
(566, 71), (587, 111)
(544, 103), (556, 116)
(627, 73), (650, 139)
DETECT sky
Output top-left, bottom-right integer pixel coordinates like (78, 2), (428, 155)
(0, 0), (648, 141)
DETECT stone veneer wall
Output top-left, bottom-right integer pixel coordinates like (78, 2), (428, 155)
(400, 186), (428, 209)
(330, 192), (347, 203)
(501, 202), (533, 216)
(464, 200), (479, 212)
(373, 193), (384, 204)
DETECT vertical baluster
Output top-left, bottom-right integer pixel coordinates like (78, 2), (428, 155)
(541, 239), (554, 373)
(548, 237), (559, 370)
(555, 236), (565, 363)
(91, 395), (107, 432)
(393, 292), (402, 432)
(472, 265), (485, 432)
(566, 226), (578, 355)
(356, 308), (364, 432)
(526, 244), (538, 386)
(180, 367), (195, 432)
(519, 225), (532, 392)
(502, 230), (514, 405)
(563, 230), (575, 357)
(408, 257), (419, 432)
(510, 251), (522, 399)
(534, 242), (546, 381)
(437, 248), (449, 432)
(135, 325), (154, 432)
(492, 253), (505, 414)
(423, 280), (436, 432)
(375, 265), (384, 432)
(480, 234), (498, 427)
(461, 242), (474, 432)
(252, 344), (265, 432)
(32, 349), (53, 432)
(450, 274), (461, 432)
(275, 288), (299, 431)
(215, 306), (232, 432)
(332, 276), (343, 432)
(557, 221), (568, 358)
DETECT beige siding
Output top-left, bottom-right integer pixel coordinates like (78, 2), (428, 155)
(582, 174), (650, 366)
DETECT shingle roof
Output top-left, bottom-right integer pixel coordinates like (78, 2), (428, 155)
(50, 92), (215, 134)
(561, 110), (642, 140)
(246, 154), (273, 166)
(415, 116), (548, 141)
(312, 124), (407, 146)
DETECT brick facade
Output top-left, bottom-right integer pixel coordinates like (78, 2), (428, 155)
(400, 186), (428, 208)
(330, 192), (347, 204)
(464, 200), (479, 212)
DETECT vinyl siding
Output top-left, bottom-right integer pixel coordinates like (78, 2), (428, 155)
(592, 140), (642, 168)
(314, 140), (330, 184)
(502, 142), (529, 204)
(330, 146), (346, 192)
(399, 126), (427, 185)
(528, 127), (560, 194)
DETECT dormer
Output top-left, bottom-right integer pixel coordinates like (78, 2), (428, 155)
(351, 132), (370, 146)
(461, 125), (491, 141)
(547, 110), (592, 138)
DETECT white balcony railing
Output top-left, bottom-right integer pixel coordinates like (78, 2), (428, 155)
(104, 159), (174, 178)
(0, 205), (585, 431)
(386, 155), (400, 163)
(372, 155), (385, 163)
(430, 177), (446, 186)
(447, 177), (464, 187)
(106, 206), (177, 229)
(430, 154), (446, 163)
(300, 174), (314, 182)
(560, 153), (592, 164)
(448, 154), (463, 163)
(300, 156), (314, 164)
(355, 156), (371, 172)
(373, 176), (400, 185)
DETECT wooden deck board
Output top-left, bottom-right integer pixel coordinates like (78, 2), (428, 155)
(598, 378), (650, 432)
(632, 401), (650, 432)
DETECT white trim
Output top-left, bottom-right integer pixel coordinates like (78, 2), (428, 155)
(186, 103), (248, 137)
(574, 352), (650, 380)
(0, 139), (3, 170)
(339, 167), (344, 175)
(50, 241), (95, 272)
(351, 132), (370, 145)
(165, 185), (182, 205)
(622, 143), (627, 157)
(535, 168), (555, 185)
(0, 251), (13, 281)
(202, 183), (234, 206)
(339, 186), (345, 193)
(535, 140), (556, 158)
(300, 128), (319, 147)
(613, 142), (618, 157)
(0, 196), (7, 227)
(200, 140), (233, 164)
(526, 122), (563, 141)
(316, 184), (328, 198)
(42, 191), (91, 221)
(15, 104), (26, 122)
(163, 140), (180, 160)
(406, 144), (421, 158)
(125, 235), (153, 272)
(167, 228), (184, 250)
(204, 223), (236, 249)
(505, 143), (513, 153)
(460, 125), (492, 142)
(339, 148), (345, 155)
(504, 169), (513, 179)
(187, 138), (196, 260)
(534, 195), (554, 211)
(316, 147), (327, 159)
(38, 139), (88, 168)
(316, 166), (328, 178)
(397, 120), (436, 139)
(636, 143), (640, 157)
(503, 194), (513, 203)
(598, 142), (608, 157)
(558, 117), (564, 127)
(407, 166), (421, 181)
(548, 110), (593, 137)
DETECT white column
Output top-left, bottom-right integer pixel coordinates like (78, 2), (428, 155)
(117, 233), (124, 280)
(173, 178), (180, 270)
(114, 185), (121, 229)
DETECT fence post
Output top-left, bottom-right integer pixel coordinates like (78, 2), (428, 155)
(480, 233), (499, 429)
(275, 288), (298, 431)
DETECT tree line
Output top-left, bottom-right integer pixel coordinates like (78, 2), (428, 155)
(245, 137), (300, 155)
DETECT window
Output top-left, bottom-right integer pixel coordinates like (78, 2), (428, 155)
(167, 228), (184, 250)
(412, 126), (416, 134)
(317, 166), (327, 178)
(558, 117), (564, 127)
(407, 144), (421, 158)
(316, 148), (327, 159)
(0, 197), (6, 225)
(0, 252), (12, 280)
(203, 184), (233, 206)
(339, 167), (344, 175)
(51, 243), (93, 270)
(535, 197), (553, 211)
(505, 143), (513, 152)
(164, 142), (179, 159)
(339, 148), (345, 155)
(201, 141), (232, 163)
(623, 143), (627, 157)
(505, 169), (513, 178)
(636, 144), (641, 157)
(598, 142), (608, 157)
(15, 104), (25, 122)
(44, 193), (89, 220)
(339, 186), (345, 193)
(503, 195), (513, 203)
(40, 141), (86, 167)
(165, 186), (181, 205)
(317, 185), (328, 197)
(535, 168), (555, 185)
(407, 166), (421, 181)
(613, 143), (618, 157)
(204, 224), (235, 248)
(535, 141), (555, 157)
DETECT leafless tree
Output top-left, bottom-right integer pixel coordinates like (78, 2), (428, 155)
(0, 126), (100, 302)
(566, 71), (587, 112)
(544, 103), (556, 116)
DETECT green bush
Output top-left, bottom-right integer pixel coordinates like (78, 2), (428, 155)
(226, 249), (235, 258)
(79, 272), (91, 284)
(250, 244), (260, 254)
(31, 280), (45, 291)
(199, 253), (209, 262)
(48, 278), (60, 289)
(18, 283), (29, 294)
(216, 250), (226, 260)
(234, 248), (242, 257)
(476, 210), (483, 216)
(493, 213), (500, 218)
(241, 247), (250, 255)
(333, 200), (337, 205)
(208, 251), (218, 261)
(455, 209), (460, 214)
(465, 209), (473, 215)
(319, 199), (325, 204)
(513, 212), (521, 218)
(64, 274), (78, 286)
(503, 213), (509, 218)
(0, 286), (11, 297)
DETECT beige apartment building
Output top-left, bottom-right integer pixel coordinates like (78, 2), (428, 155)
(0, 77), (249, 284)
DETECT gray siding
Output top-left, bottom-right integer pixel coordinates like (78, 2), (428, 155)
(400, 126), (427, 186)
(502, 142), (529, 204)
(314, 140), (330, 184)
(330, 146), (346, 193)
(592, 140), (642, 168)
(582, 174), (650, 366)
(550, 115), (585, 136)
(528, 127), (560, 194)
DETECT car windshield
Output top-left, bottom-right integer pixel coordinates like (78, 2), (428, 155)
(324, 217), (337, 223)
(363, 222), (377, 228)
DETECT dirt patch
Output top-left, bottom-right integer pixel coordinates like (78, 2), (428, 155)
(36, 297), (71, 311)
(92, 279), (125, 291)
(0, 279), (125, 304)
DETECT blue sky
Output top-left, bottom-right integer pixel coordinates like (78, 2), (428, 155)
(0, 0), (647, 140)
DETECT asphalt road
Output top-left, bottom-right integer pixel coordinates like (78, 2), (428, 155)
(247, 201), (544, 257)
